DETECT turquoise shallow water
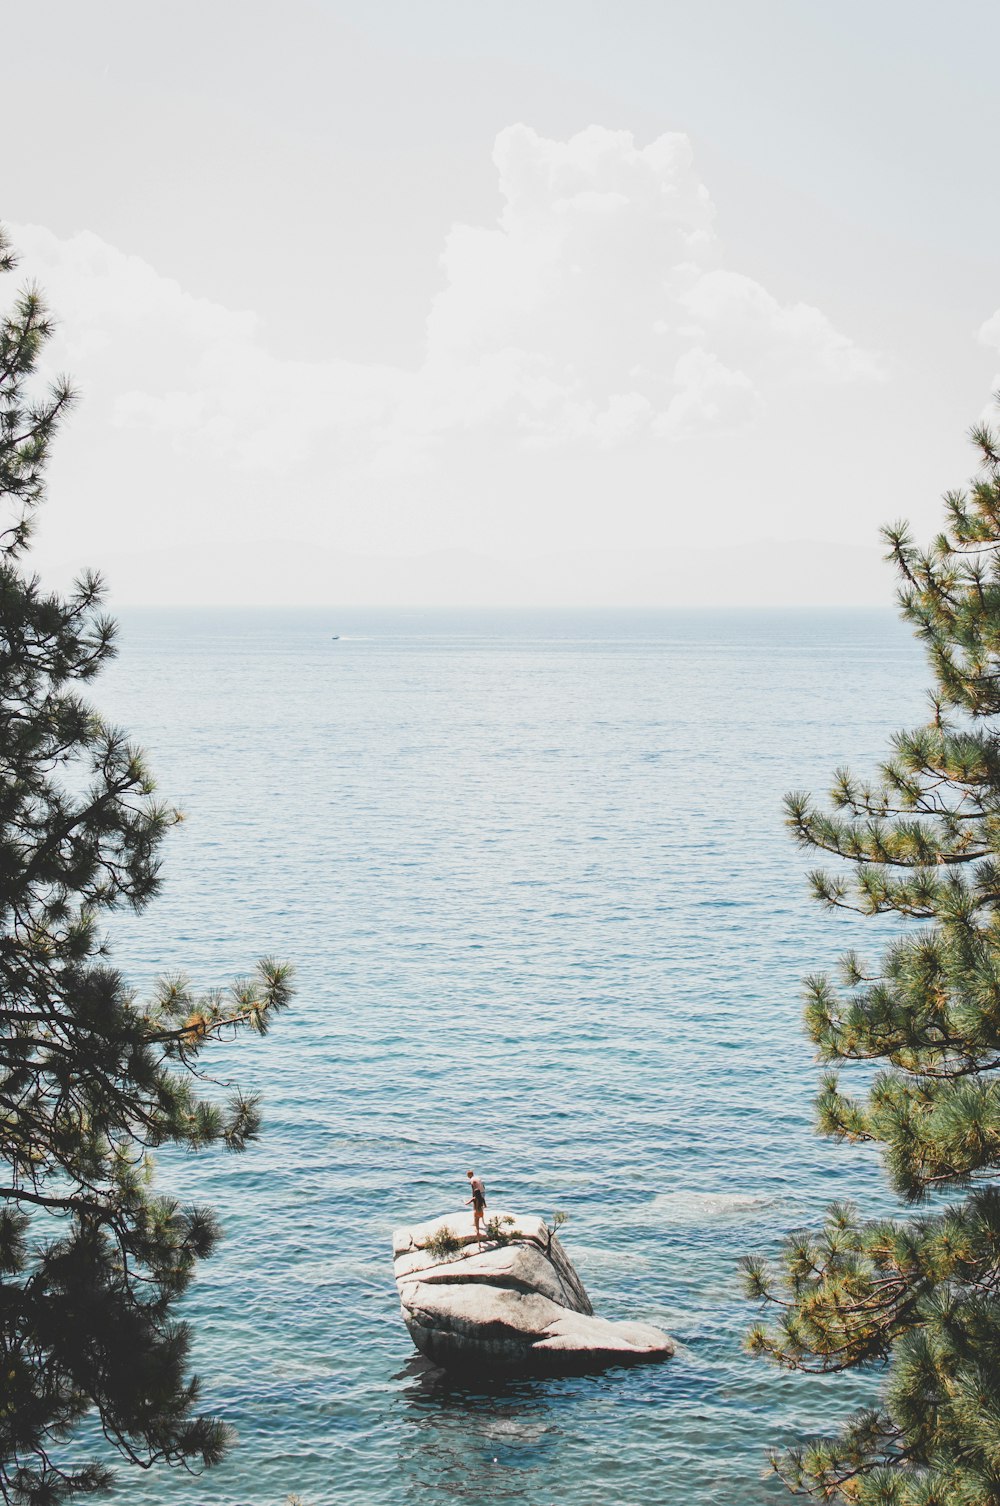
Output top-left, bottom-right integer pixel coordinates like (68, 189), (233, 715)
(91, 607), (927, 1506)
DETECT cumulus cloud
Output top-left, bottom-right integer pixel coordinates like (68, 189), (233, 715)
(979, 308), (1000, 350)
(403, 123), (879, 448)
(974, 310), (1000, 427)
(656, 348), (764, 438)
(14, 224), (403, 470)
(12, 124), (881, 473)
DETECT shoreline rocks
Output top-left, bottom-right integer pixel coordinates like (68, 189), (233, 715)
(392, 1211), (674, 1374)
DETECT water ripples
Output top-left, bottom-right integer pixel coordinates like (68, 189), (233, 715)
(93, 607), (925, 1506)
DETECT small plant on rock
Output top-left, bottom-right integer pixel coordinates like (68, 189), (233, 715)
(424, 1225), (463, 1260)
(544, 1210), (569, 1253)
(484, 1214), (517, 1245)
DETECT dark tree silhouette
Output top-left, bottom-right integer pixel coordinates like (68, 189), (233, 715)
(746, 412), (1000, 1504)
(0, 226), (291, 1504)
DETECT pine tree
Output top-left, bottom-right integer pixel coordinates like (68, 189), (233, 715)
(745, 414), (1000, 1504)
(0, 227), (291, 1503)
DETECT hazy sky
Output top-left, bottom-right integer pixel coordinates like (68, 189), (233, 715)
(5, 0), (1000, 605)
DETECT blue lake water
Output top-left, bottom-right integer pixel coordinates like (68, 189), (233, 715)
(92, 606), (929, 1506)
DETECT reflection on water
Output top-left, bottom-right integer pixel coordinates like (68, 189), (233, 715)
(395, 1357), (563, 1500)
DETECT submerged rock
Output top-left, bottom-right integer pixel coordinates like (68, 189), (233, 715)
(392, 1211), (674, 1373)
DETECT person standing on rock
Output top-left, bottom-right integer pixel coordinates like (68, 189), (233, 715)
(465, 1169), (487, 1244)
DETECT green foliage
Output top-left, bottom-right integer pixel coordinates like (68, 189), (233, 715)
(0, 227), (292, 1504)
(542, 1209), (568, 1254)
(424, 1225), (462, 1260)
(746, 407), (1000, 1503)
(483, 1214), (516, 1244)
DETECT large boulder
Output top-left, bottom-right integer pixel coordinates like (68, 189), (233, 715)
(393, 1211), (674, 1373)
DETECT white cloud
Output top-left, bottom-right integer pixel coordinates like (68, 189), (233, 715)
(678, 270), (882, 383)
(974, 310), (1000, 428)
(402, 123), (881, 447)
(656, 348), (764, 438)
(12, 125), (881, 477)
(13, 223), (403, 470)
(978, 308), (1000, 349)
